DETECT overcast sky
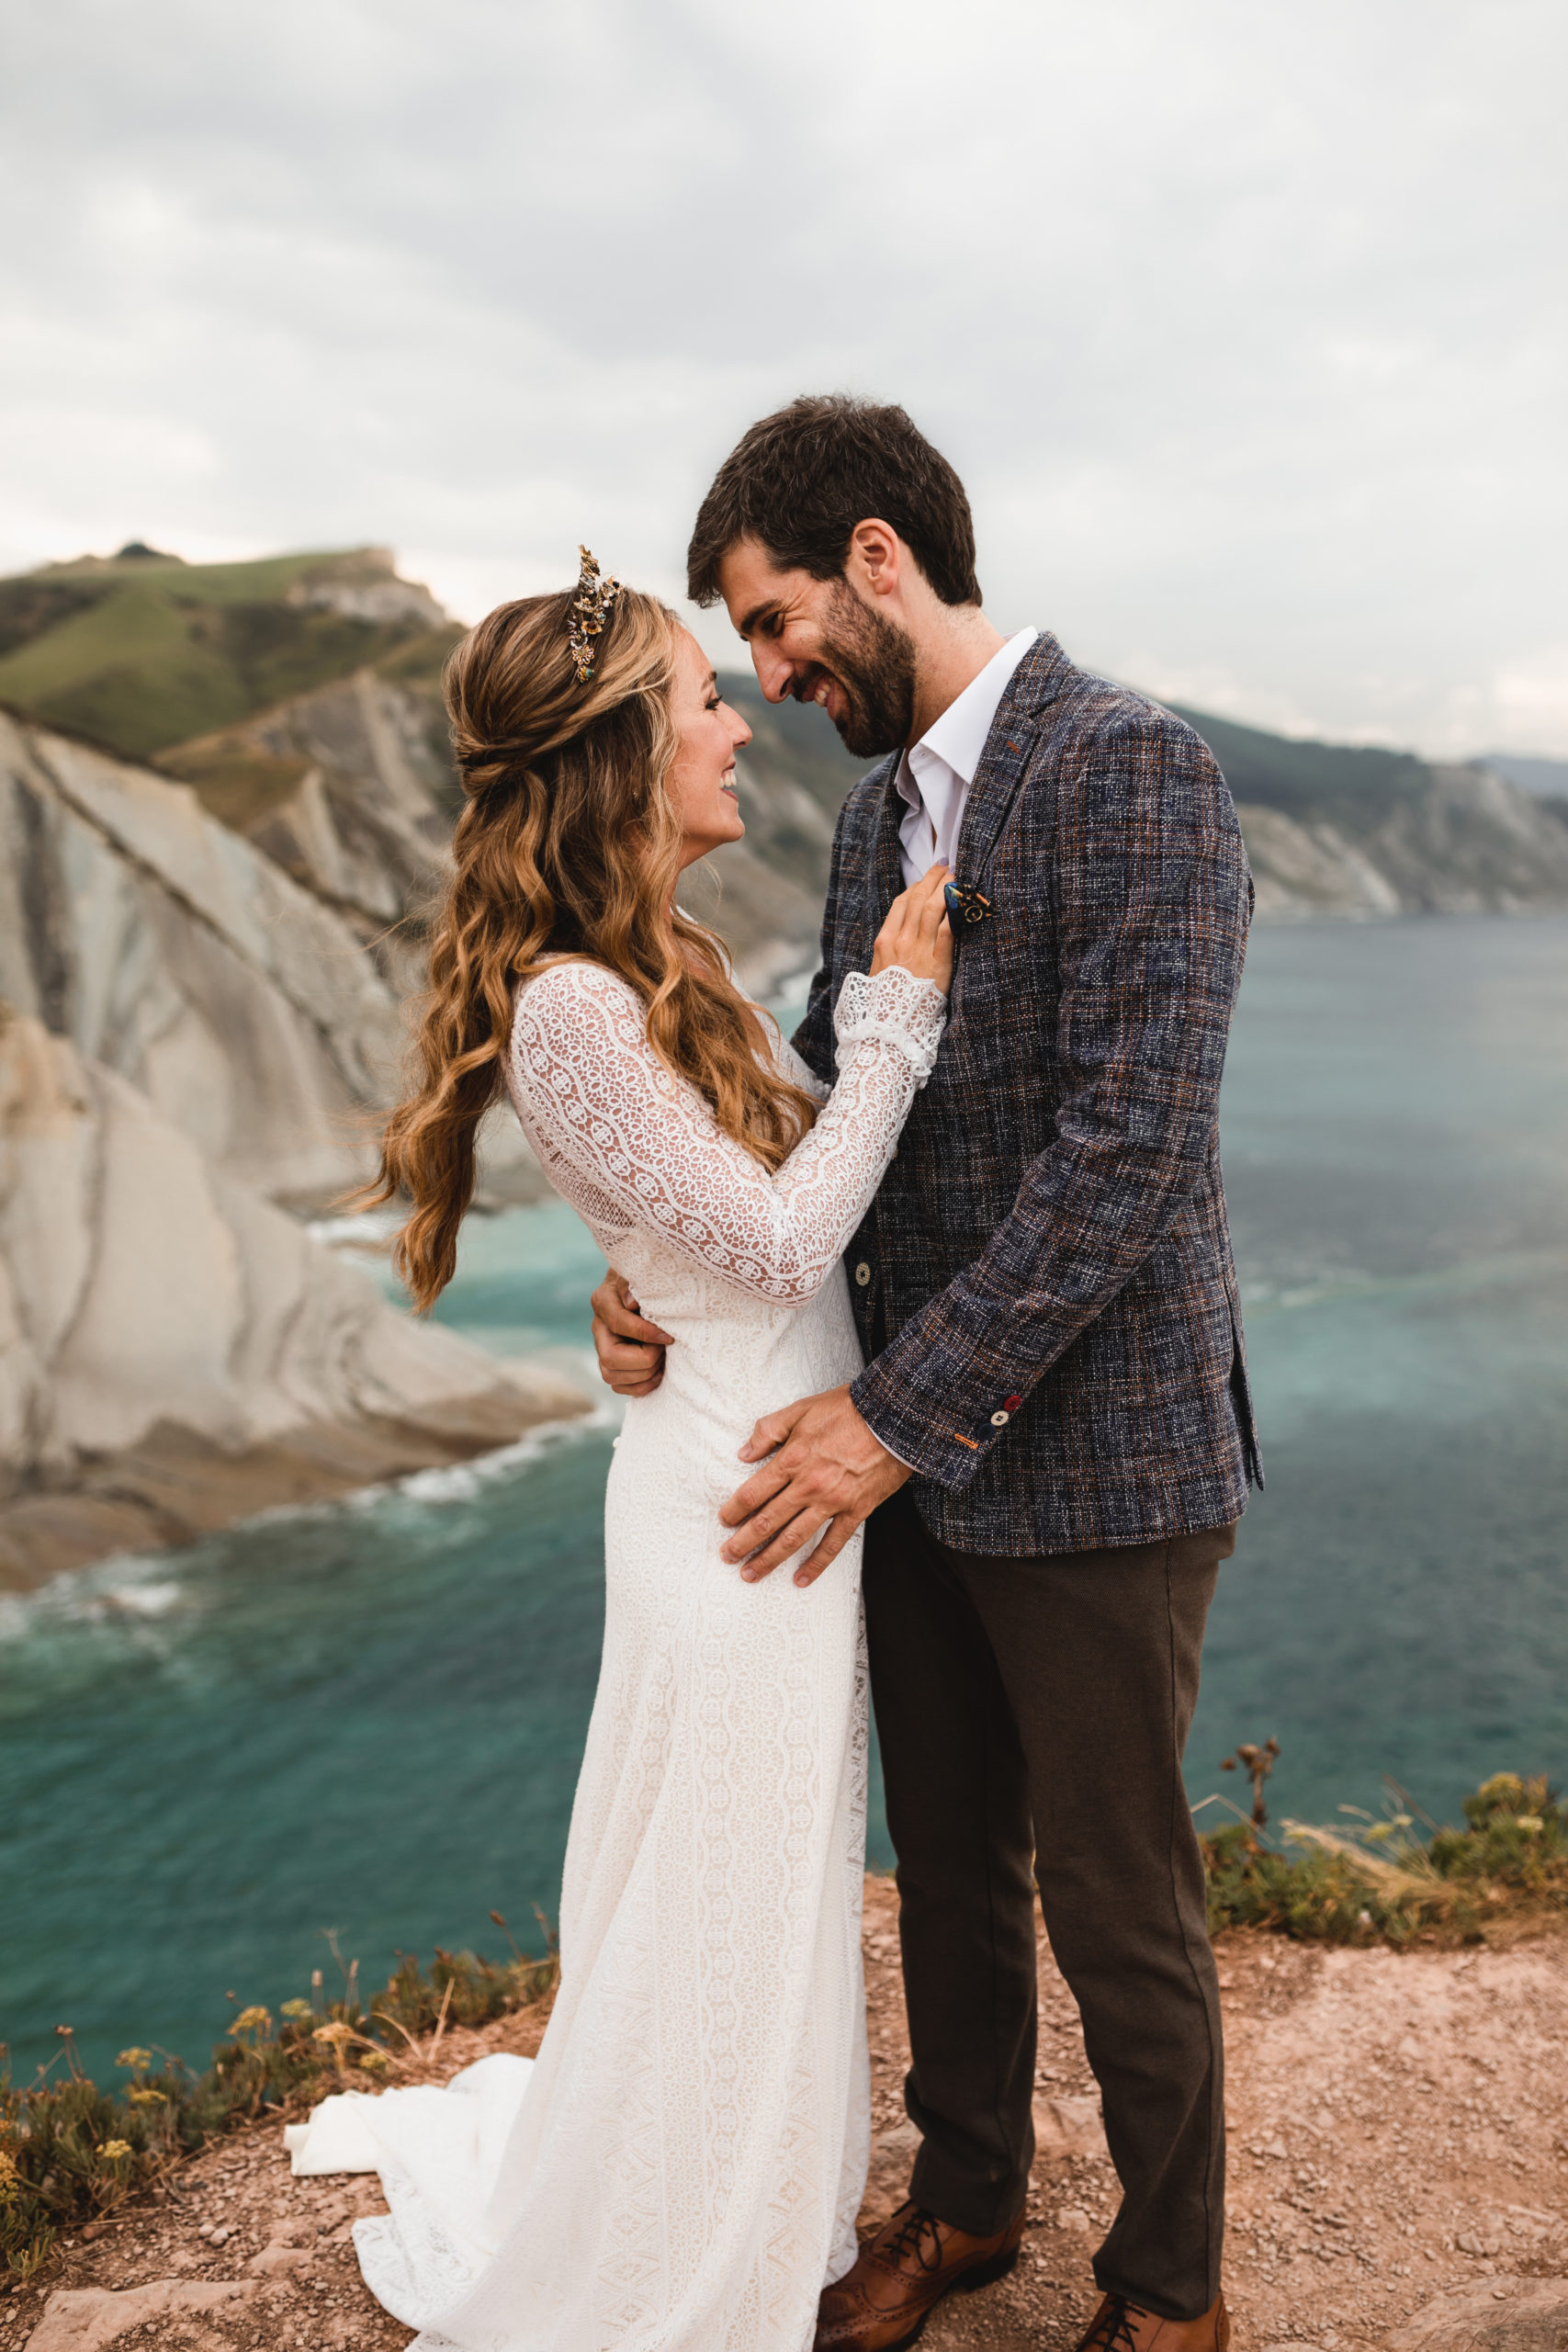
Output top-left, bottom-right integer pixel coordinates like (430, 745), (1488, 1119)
(3, 0), (1563, 755)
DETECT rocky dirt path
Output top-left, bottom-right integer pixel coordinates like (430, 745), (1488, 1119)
(7, 1883), (1566, 2352)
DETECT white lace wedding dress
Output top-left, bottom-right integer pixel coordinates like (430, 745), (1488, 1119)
(284, 956), (946, 2352)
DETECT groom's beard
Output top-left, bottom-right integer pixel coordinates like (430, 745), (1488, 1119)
(798, 583), (918, 759)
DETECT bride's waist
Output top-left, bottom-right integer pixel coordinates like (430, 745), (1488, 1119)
(640, 1327), (855, 1411)
(618, 1250), (852, 1344)
(618, 1299), (858, 1421)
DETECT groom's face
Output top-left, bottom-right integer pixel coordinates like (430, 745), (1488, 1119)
(717, 537), (917, 760)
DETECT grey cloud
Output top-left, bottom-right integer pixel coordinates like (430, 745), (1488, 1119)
(1, 0), (1563, 752)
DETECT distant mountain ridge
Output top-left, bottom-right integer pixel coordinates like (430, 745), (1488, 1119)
(1163, 703), (1568, 917)
(1480, 751), (1568, 803)
(713, 673), (1568, 927)
(4, 543), (1568, 944)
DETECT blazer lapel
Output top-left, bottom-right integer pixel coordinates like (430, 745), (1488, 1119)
(953, 632), (1074, 885)
(868, 752), (905, 923)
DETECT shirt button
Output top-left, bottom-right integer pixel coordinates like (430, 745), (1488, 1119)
(990, 1409), (1010, 1427)
(854, 1262), (873, 1287)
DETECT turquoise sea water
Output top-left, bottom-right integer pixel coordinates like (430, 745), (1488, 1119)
(4, 917), (1567, 2080)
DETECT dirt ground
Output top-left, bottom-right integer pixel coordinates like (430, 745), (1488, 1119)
(6, 1881), (1566, 2351)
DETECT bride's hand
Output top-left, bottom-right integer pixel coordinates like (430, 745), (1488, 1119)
(869, 865), (953, 996)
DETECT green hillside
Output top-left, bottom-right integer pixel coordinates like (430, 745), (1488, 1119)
(1167, 704), (1433, 836)
(0, 544), (451, 761)
(721, 675), (1449, 843)
(7, 537), (1559, 920)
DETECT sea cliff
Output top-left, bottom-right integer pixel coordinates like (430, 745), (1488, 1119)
(0, 1005), (586, 1593)
(0, 689), (584, 1593)
(6, 546), (1568, 1594)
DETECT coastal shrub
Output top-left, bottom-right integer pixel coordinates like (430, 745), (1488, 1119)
(1201, 1768), (1567, 1944)
(6, 1777), (1562, 2286)
(0, 1938), (556, 2287)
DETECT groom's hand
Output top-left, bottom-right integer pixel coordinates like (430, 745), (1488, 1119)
(590, 1270), (672, 1397)
(719, 1385), (910, 1588)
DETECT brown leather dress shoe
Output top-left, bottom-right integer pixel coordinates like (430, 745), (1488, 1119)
(1071, 2290), (1230, 2352)
(815, 2199), (1025, 2351)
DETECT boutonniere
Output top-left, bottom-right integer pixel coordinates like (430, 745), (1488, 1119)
(943, 880), (993, 930)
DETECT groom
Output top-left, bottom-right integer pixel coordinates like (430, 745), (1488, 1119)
(592, 396), (1260, 2352)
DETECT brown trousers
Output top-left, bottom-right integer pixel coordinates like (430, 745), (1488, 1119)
(862, 1489), (1234, 2323)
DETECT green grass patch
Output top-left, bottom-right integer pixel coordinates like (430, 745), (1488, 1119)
(0, 1930), (556, 2286)
(1201, 1770), (1568, 1947)
(5, 1772), (1562, 2288)
(0, 550), (442, 762)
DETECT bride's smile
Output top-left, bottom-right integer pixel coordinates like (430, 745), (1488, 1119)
(663, 626), (751, 865)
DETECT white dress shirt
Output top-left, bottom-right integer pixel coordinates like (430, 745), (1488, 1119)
(895, 628), (1038, 886)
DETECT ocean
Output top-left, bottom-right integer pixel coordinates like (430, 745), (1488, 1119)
(4, 916), (1566, 2081)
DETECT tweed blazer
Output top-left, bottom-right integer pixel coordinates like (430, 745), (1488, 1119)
(792, 631), (1263, 1557)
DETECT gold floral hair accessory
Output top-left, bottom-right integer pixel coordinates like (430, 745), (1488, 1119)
(568, 546), (620, 684)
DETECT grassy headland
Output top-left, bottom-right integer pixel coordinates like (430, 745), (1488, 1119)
(4, 1770), (1562, 2287)
(0, 545), (454, 762)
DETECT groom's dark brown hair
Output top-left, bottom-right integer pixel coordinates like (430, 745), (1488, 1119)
(686, 394), (983, 610)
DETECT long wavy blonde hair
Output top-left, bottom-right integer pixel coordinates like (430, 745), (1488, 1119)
(366, 582), (818, 1310)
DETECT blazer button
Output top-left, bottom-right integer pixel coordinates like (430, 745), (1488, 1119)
(854, 1262), (873, 1287)
(989, 1409), (1010, 1427)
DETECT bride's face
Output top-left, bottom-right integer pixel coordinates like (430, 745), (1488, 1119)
(665, 627), (751, 869)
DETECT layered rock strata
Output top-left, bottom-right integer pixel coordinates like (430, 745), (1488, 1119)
(0, 703), (539, 1213)
(0, 1011), (587, 1592)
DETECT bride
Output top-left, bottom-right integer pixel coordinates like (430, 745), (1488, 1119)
(290, 554), (952, 2351)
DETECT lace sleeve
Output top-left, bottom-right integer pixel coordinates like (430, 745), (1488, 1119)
(773, 1028), (831, 1106)
(507, 961), (945, 1305)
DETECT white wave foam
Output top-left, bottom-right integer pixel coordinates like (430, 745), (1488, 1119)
(97, 1578), (183, 1617)
(0, 1561), (189, 1645)
(305, 1207), (403, 1250)
(393, 1399), (620, 1506)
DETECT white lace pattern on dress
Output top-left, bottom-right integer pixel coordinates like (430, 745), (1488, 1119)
(299, 962), (944, 2352)
(505, 960), (944, 1305)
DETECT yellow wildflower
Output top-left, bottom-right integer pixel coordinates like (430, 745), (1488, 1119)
(312, 2022), (354, 2048)
(128, 2086), (167, 2106)
(115, 2048), (152, 2073)
(357, 2050), (389, 2072)
(1516, 1814), (1545, 1833)
(280, 1999), (313, 2021)
(0, 2148), (22, 2204)
(99, 2141), (133, 2163)
(228, 2007), (272, 2036)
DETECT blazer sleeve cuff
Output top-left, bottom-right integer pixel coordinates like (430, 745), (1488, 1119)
(852, 1352), (1017, 1492)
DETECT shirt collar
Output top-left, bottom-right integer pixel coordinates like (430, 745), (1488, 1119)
(895, 628), (1037, 804)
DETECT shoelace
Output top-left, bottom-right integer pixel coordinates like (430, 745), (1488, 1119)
(1084, 2295), (1149, 2352)
(879, 2204), (946, 2277)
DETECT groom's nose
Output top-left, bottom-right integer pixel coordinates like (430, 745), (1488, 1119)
(750, 641), (799, 705)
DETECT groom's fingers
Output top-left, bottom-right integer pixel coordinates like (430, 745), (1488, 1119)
(718, 1457), (792, 1533)
(592, 1270), (674, 1348)
(735, 1405), (796, 1465)
(792, 1516), (853, 1589)
(718, 1468), (796, 1555)
(722, 1385), (909, 1576)
(726, 1470), (840, 1577)
(737, 1509), (822, 1582)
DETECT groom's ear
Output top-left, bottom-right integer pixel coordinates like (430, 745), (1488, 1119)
(844, 520), (904, 605)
